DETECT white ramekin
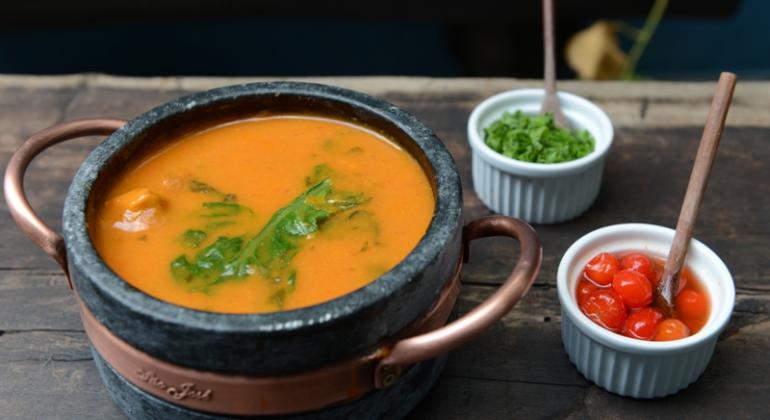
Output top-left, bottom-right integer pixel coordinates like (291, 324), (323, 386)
(557, 224), (735, 398)
(467, 89), (613, 224)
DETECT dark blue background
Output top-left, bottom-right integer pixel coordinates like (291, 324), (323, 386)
(0, 0), (766, 79)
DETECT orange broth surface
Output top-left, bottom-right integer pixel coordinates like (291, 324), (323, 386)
(88, 116), (435, 313)
(648, 256), (711, 334)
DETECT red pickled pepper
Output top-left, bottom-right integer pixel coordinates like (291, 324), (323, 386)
(576, 280), (599, 304)
(579, 290), (626, 332)
(621, 253), (655, 282)
(577, 251), (710, 341)
(623, 307), (664, 340)
(676, 289), (708, 318)
(654, 319), (690, 341)
(584, 252), (620, 285)
(612, 270), (653, 308)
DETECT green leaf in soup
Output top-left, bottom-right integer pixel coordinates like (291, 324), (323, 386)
(305, 163), (334, 186)
(169, 177), (367, 300)
(179, 230), (208, 249)
(266, 271), (298, 309)
(189, 179), (238, 202)
(286, 271), (297, 291)
(269, 288), (287, 308)
(201, 202), (244, 217)
(324, 191), (368, 211)
(322, 209), (381, 246)
(232, 179), (367, 283)
(205, 220), (236, 231)
(171, 236), (245, 291)
(346, 210), (380, 237)
(189, 179), (218, 194)
(346, 146), (364, 155)
(170, 255), (196, 282)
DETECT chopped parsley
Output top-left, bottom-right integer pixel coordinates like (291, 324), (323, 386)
(484, 111), (595, 164)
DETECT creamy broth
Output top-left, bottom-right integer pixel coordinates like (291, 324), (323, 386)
(89, 116), (435, 313)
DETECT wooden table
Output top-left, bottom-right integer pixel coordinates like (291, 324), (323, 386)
(1, 75), (768, 419)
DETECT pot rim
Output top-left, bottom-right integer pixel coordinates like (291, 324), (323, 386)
(62, 81), (462, 335)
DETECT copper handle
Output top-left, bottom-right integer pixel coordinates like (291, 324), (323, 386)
(375, 216), (542, 386)
(3, 118), (126, 284)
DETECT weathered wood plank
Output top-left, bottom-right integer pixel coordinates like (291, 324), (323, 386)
(409, 376), (588, 420)
(3, 74), (770, 127)
(0, 330), (88, 364)
(0, 359), (122, 420)
(0, 271), (81, 331)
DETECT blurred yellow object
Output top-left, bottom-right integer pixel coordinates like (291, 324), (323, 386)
(566, 21), (627, 80)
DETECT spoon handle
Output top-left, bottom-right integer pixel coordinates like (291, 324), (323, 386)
(543, 0), (557, 97)
(541, 0), (569, 127)
(656, 72), (737, 311)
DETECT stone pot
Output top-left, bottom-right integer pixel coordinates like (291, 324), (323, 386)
(5, 82), (541, 419)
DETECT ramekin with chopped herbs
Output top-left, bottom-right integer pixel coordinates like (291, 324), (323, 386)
(467, 89), (613, 223)
(484, 111), (595, 164)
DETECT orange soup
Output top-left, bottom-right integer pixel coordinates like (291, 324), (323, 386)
(88, 116), (435, 313)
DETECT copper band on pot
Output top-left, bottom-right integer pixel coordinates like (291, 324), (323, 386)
(79, 259), (462, 416)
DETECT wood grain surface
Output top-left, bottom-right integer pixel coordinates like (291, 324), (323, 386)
(0, 75), (768, 419)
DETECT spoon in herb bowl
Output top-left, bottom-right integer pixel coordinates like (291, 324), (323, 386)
(540, 0), (569, 128)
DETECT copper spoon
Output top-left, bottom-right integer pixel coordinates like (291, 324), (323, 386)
(654, 72), (737, 316)
(540, 0), (569, 128)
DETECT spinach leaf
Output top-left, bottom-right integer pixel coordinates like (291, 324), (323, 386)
(305, 163), (334, 186)
(205, 220), (236, 231)
(189, 179), (217, 194)
(172, 179), (254, 273)
(179, 230), (208, 249)
(170, 178), (367, 301)
(202, 202), (250, 217)
(229, 179), (366, 283)
(174, 201), (251, 253)
(189, 179), (237, 202)
(322, 209), (381, 253)
(171, 236), (244, 290)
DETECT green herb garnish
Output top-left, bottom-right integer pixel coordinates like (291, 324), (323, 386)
(205, 220), (236, 231)
(170, 178), (367, 303)
(201, 201), (250, 217)
(484, 111), (595, 164)
(226, 178), (366, 282)
(175, 180), (255, 253)
(171, 236), (244, 286)
(189, 179), (217, 194)
(305, 163), (334, 186)
(189, 179), (237, 202)
(323, 209), (381, 252)
(179, 230), (208, 249)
